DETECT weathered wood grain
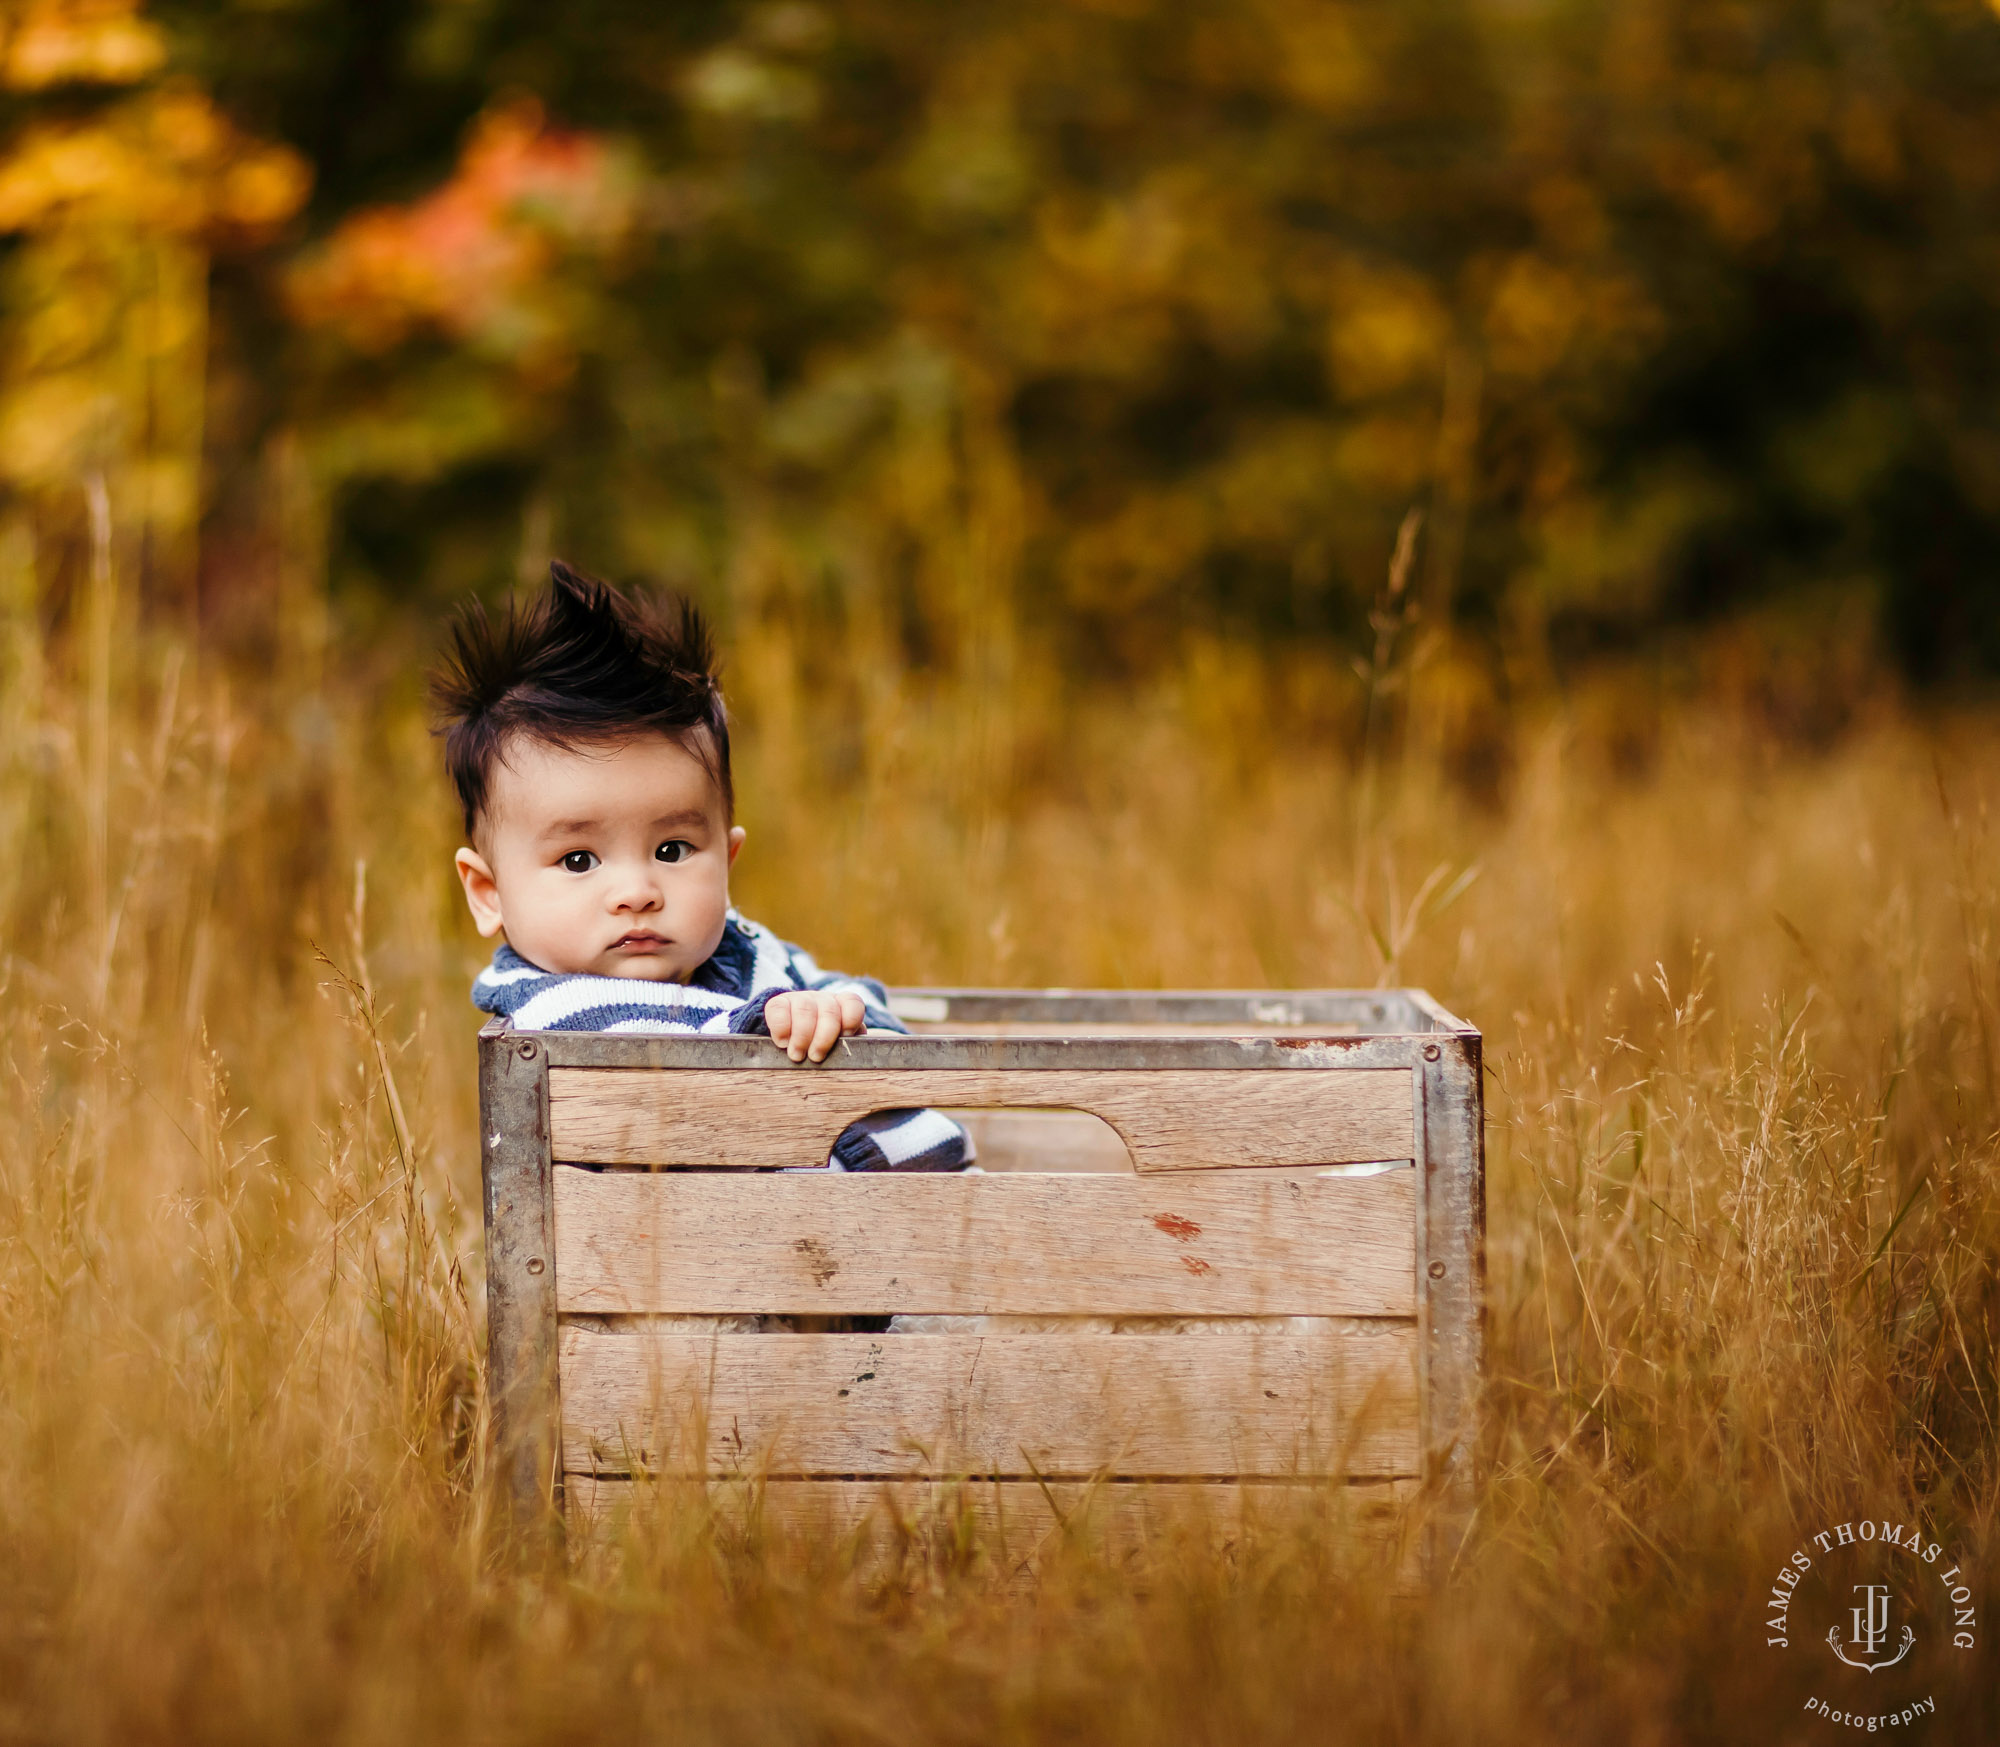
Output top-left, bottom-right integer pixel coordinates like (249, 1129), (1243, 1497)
(558, 1326), (1420, 1479)
(567, 1475), (1422, 1590)
(547, 1066), (1417, 1172)
(552, 1166), (1417, 1317)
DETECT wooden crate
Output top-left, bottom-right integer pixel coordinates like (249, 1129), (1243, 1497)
(479, 987), (1482, 1577)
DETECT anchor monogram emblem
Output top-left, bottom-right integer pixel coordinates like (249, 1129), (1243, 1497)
(1827, 1585), (1915, 1672)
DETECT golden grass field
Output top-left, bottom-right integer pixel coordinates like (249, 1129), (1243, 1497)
(1, 549), (1996, 1742)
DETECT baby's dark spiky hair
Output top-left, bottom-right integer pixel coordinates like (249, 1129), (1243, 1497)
(432, 560), (731, 837)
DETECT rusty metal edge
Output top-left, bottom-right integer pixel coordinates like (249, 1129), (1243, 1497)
(480, 1015), (563, 1555)
(533, 1030), (1440, 1072)
(884, 987), (1430, 1028)
(1403, 988), (1477, 1037)
(1419, 1026), (1485, 1584)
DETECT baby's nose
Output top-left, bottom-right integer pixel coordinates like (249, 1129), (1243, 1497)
(608, 868), (664, 911)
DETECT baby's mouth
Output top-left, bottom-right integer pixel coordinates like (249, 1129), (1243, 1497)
(611, 931), (669, 952)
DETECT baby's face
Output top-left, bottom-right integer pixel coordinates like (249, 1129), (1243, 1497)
(454, 732), (745, 981)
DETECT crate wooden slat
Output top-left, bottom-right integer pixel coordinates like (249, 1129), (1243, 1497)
(548, 1065), (1416, 1172)
(559, 1327), (1419, 1479)
(552, 1165), (1417, 1317)
(568, 1475), (1422, 1589)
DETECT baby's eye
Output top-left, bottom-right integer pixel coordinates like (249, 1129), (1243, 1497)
(560, 850), (599, 874)
(655, 840), (694, 865)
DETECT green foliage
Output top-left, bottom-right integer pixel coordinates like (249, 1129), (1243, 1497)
(16, 0), (2000, 683)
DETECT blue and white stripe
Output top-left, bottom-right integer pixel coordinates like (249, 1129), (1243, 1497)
(471, 912), (970, 1172)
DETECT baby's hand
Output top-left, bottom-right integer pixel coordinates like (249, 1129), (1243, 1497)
(765, 988), (867, 1063)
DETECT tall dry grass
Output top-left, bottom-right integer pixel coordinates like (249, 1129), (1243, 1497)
(0, 521), (1996, 1741)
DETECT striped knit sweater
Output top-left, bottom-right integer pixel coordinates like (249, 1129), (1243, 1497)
(470, 911), (969, 1172)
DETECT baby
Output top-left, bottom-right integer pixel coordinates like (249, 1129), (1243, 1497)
(436, 560), (969, 1177)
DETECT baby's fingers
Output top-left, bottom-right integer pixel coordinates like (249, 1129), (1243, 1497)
(838, 990), (866, 1035)
(807, 995), (845, 1062)
(767, 991), (856, 1062)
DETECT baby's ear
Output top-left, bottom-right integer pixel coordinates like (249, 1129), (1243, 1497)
(454, 847), (505, 938)
(727, 825), (746, 866)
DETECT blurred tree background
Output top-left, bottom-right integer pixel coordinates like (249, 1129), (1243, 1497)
(6, 0), (2000, 767)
